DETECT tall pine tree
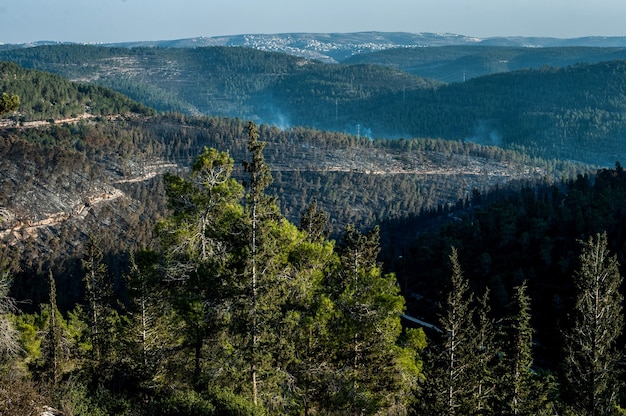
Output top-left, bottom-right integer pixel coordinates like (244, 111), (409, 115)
(562, 232), (623, 415)
(243, 120), (275, 406)
(158, 146), (244, 386)
(331, 224), (414, 414)
(422, 246), (476, 415)
(496, 280), (534, 415)
(41, 270), (65, 383)
(81, 234), (115, 370)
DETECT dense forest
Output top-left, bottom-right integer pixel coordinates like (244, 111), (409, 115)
(3, 45), (626, 165)
(3, 49), (626, 414)
(342, 45), (626, 82)
(2, 120), (626, 414)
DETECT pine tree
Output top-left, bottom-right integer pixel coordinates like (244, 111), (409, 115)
(330, 224), (412, 415)
(423, 246), (476, 415)
(81, 234), (115, 369)
(497, 280), (535, 415)
(41, 270), (64, 383)
(242, 121), (282, 407)
(562, 232), (623, 415)
(158, 146), (244, 386)
(123, 250), (172, 388)
(0, 92), (19, 115)
(470, 288), (496, 415)
(244, 121), (268, 406)
(299, 200), (330, 242)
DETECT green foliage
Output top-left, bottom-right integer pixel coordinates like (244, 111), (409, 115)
(154, 387), (266, 416)
(0, 91), (19, 115)
(4, 44), (626, 165)
(158, 390), (216, 416)
(56, 379), (109, 416)
(14, 312), (43, 365)
(421, 246), (477, 415)
(325, 224), (413, 414)
(152, 136), (420, 415)
(495, 280), (538, 415)
(343, 44), (626, 82)
(41, 270), (65, 383)
(0, 60), (154, 122)
(205, 387), (267, 416)
(82, 234), (115, 368)
(562, 232), (624, 415)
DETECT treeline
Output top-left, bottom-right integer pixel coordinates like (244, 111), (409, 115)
(340, 60), (626, 165)
(0, 46), (436, 119)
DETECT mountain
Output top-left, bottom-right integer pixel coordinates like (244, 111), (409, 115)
(342, 44), (626, 82)
(0, 44), (440, 124)
(4, 43), (626, 165)
(85, 32), (626, 63)
(6, 32), (626, 64)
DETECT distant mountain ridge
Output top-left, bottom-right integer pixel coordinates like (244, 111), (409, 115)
(6, 32), (626, 63)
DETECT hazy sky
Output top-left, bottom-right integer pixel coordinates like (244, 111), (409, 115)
(2, 0), (626, 44)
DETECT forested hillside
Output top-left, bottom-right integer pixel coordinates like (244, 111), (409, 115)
(3, 45), (626, 165)
(381, 164), (626, 371)
(3, 52), (626, 414)
(0, 45), (437, 122)
(0, 62), (585, 302)
(0, 61), (155, 121)
(342, 45), (626, 81)
(2, 118), (625, 414)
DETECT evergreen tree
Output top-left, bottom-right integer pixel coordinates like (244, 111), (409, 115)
(330, 224), (413, 415)
(496, 280), (535, 415)
(470, 288), (496, 415)
(122, 250), (172, 390)
(0, 92), (19, 115)
(41, 270), (64, 383)
(422, 246), (476, 415)
(158, 146), (244, 386)
(299, 200), (330, 242)
(562, 232), (623, 415)
(242, 120), (282, 407)
(81, 234), (115, 371)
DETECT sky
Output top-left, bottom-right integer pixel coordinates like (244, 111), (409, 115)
(1, 0), (626, 44)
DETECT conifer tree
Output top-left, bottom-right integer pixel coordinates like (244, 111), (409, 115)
(123, 250), (171, 387)
(299, 200), (330, 242)
(470, 288), (497, 415)
(423, 246), (476, 415)
(562, 232), (623, 415)
(158, 146), (244, 386)
(497, 280), (535, 415)
(0, 92), (19, 115)
(81, 234), (115, 369)
(41, 270), (64, 383)
(331, 224), (412, 414)
(241, 120), (284, 407)
(243, 121), (270, 406)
